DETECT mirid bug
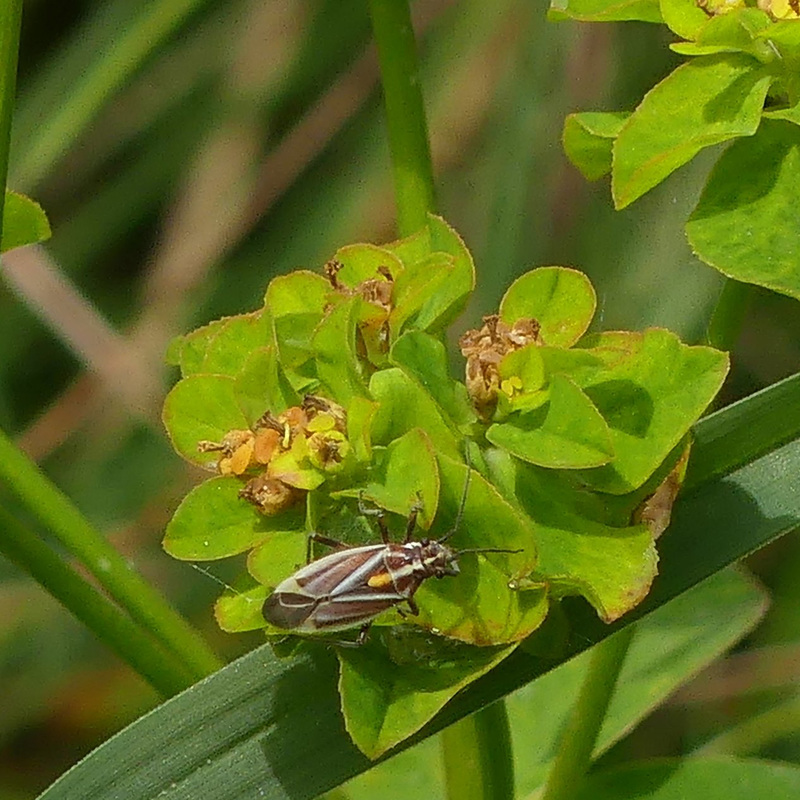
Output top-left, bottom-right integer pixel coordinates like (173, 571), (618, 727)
(262, 473), (521, 644)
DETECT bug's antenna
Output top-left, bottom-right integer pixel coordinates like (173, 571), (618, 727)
(453, 545), (523, 557)
(189, 562), (240, 596)
(438, 444), (472, 543)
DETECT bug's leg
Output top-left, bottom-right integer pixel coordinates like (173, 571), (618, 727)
(306, 532), (348, 563)
(358, 491), (391, 543)
(403, 492), (424, 543)
(328, 623), (371, 649)
(405, 597), (420, 616)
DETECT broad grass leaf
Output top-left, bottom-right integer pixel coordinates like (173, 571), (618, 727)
(499, 267), (596, 348)
(687, 121), (800, 301)
(1, 190), (50, 252)
(612, 55), (772, 209)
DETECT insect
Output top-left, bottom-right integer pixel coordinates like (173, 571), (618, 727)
(262, 471), (521, 644)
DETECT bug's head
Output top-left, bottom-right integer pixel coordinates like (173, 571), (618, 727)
(421, 541), (460, 578)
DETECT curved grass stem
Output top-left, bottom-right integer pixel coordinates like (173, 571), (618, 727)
(0, 429), (223, 682)
(442, 700), (515, 800)
(541, 626), (635, 800)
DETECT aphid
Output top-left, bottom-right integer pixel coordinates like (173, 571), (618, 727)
(262, 469), (521, 644)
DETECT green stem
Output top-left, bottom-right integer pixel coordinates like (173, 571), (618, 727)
(442, 701), (515, 800)
(0, 0), (22, 225)
(706, 278), (752, 352)
(541, 626), (635, 800)
(0, 507), (194, 697)
(0, 429), (222, 680)
(13, 0), (211, 190)
(367, 0), (436, 236)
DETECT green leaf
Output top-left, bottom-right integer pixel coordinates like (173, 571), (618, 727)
(548, 0), (663, 23)
(163, 476), (303, 560)
(369, 368), (462, 460)
(265, 270), (331, 368)
(168, 312), (272, 378)
(385, 214), (476, 333)
(163, 375), (250, 468)
(347, 395), (379, 462)
(576, 757), (800, 800)
(338, 630), (514, 759)
(672, 9), (774, 59)
(499, 267), (597, 348)
(214, 581), (269, 633)
(234, 346), (300, 425)
(514, 461), (657, 623)
(359, 428), (440, 529)
(575, 329), (729, 493)
(686, 121), (800, 301)
(660, 0), (717, 40)
(1, 190), (50, 252)
(487, 375), (614, 469)
(389, 252), (454, 338)
(312, 296), (369, 404)
(612, 55), (772, 209)
(330, 243), (403, 287)
(562, 112), (631, 181)
(764, 100), (800, 126)
(390, 331), (476, 428)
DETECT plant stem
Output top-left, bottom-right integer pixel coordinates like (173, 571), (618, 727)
(367, 0), (436, 237)
(0, 0), (22, 226)
(541, 626), (635, 800)
(706, 278), (751, 352)
(441, 701), (515, 800)
(0, 429), (223, 680)
(0, 506), (195, 697)
(13, 0), (211, 190)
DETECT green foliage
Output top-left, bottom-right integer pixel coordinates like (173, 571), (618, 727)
(555, 0), (800, 300)
(160, 215), (727, 757)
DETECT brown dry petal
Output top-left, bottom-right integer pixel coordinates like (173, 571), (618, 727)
(634, 449), (690, 539)
(357, 267), (393, 309)
(459, 314), (541, 415)
(239, 474), (298, 515)
(323, 258), (345, 291)
(253, 427), (281, 464)
(302, 394), (348, 432)
(197, 429), (254, 457)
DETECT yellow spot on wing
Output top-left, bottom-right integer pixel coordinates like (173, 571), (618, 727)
(368, 572), (393, 589)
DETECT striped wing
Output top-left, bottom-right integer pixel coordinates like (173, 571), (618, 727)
(263, 545), (410, 634)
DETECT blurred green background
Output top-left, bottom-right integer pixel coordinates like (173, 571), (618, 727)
(2, 1), (799, 797)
